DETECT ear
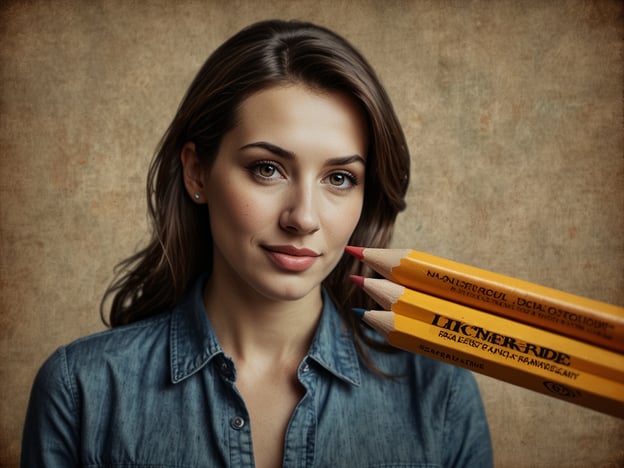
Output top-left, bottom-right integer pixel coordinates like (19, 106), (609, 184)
(180, 142), (207, 204)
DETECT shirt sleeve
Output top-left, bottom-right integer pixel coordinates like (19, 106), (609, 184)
(21, 347), (80, 467)
(442, 368), (494, 468)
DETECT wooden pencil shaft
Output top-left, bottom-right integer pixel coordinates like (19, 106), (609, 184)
(360, 277), (624, 383)
(358, 248), (624, 353)
(361, 310), (624, 419)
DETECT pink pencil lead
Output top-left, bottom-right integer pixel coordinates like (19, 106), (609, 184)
(349, 275), (365, 288)
(344, 245), (365, 260)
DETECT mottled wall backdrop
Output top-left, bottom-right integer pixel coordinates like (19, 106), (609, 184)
(1, 1), (623, 466)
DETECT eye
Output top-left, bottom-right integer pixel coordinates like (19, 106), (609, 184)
(248, 161), (284, 180)
(257, 163), (277, 178)
(324, 171), (359, 189)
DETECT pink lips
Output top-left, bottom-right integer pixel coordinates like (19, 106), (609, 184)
(263, 245), (320, 272)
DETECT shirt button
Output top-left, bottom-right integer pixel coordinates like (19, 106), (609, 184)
(301, 363), (310, 373)
(230, 416), (245, 430)
(219, 359), (233, 378)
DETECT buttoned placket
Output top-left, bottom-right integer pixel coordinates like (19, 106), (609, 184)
(280, 358), (318, 468)
(216, 355), (255, 467)
(215, 355), (319, 468)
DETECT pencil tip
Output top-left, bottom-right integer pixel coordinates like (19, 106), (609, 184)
(351, 307), (366, 319)
(345, 245), (365, 260)
(349, 274), (365, 288)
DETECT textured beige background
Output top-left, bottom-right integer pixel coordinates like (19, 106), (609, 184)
(1, 0), (623, 466)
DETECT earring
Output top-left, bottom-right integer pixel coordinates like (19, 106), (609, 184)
(193, 192), (201, 200)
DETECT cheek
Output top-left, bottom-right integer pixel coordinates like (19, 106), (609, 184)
(323, 197), (364, 245)
(209, 183), (273, 234)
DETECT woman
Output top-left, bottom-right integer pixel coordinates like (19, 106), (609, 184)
(22, 20), (492, 467)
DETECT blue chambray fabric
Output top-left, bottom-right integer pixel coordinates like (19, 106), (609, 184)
(21, 274), (493, 467)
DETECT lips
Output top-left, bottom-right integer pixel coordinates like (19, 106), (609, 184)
(262, 245), (321, 272)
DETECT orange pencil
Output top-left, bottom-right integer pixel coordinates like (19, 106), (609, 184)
(350, 276), (624, 384)
(353, 308), (624, 419)
(346, 246), (624, 353)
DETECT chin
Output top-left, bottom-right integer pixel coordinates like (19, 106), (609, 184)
(251, 276), (322, 303)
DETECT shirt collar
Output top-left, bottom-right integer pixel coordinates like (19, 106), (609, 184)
(169, 274), (361, 387)
(306, 289), (361, 386)
(169, 274), (221, 384)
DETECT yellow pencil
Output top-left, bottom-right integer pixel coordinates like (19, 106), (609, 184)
(354, 308), (624, 419)
(350, 275), (624, 384)
(346, 246), (624, 353)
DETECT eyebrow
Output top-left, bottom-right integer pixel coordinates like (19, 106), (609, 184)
(239, 141), (366, 166)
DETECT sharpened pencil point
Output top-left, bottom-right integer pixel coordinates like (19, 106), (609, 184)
(345, 245), (365, 260)
(349, 275), (365, 288)
(351, 307), (366, 319)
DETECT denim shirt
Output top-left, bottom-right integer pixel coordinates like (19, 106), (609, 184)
(22, 275), (493, 467)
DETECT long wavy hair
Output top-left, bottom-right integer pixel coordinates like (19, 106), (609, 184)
(101, 19), (410, 365)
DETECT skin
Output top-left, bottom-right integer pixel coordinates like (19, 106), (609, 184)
(181, 83), (368, 468)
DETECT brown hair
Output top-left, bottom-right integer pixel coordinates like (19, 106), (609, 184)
(101, 19), (410, 364)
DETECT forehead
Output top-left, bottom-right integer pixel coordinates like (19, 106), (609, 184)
(231, 84), (368, 157)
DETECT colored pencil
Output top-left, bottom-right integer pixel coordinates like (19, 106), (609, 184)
(350, 276), (624, 384)
(345, 246), (624, 354)
(353, 308), (624, 419)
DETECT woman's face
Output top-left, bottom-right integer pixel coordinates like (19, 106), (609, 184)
(202, 84), (368, 303)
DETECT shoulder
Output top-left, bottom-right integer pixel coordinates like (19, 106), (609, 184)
(67, 311), (170, 350)
(39, 312), (172, 382)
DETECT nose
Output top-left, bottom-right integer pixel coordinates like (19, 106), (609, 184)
(279, 182), (320, 235)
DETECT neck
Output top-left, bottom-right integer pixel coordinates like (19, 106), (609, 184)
(202, 272), (323, 366)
